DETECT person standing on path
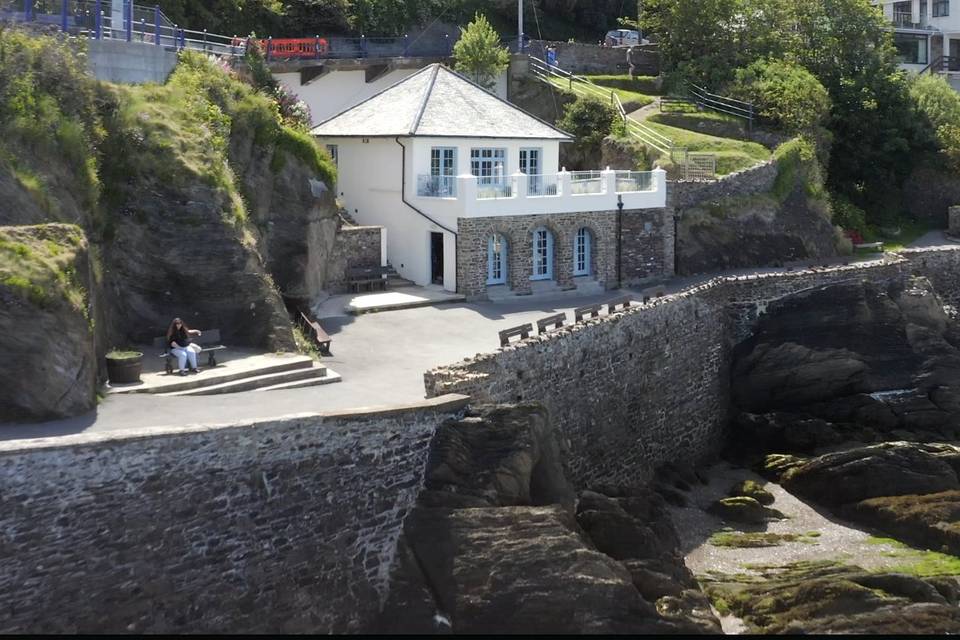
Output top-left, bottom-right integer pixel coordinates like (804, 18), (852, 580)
(627, 46), (637, 80)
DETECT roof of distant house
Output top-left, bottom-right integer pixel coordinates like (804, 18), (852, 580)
(310, 63), (572, 141)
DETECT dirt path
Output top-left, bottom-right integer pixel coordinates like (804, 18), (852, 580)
(627, 99), (660, 122)
(669, 462), (908, 634)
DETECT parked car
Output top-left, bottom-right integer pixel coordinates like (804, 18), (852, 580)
(604, 29), (645, 47)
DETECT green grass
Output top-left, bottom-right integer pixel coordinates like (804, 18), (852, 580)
(0, 224), (88, 312)
(643, 117), (771, 176)
(547, 75), (655, 110)
(584, 74), (663, 96)
(860, 219), (935, 252)
(866, 537), (960, 577)
(709, 531), (820, 548)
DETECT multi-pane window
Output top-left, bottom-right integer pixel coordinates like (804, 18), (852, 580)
(574, 228), (591, 276)
(520, 148), (542, 194)
(531, 228), (553, 280)
(933, 0), (949, 18)
(487, 234), (507, 285)
(470, 148), (507, 184)
(429, 147), (456, 196)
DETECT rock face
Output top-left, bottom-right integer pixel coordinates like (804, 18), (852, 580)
(0, 225), (97, 421)
(379, 405), (719, 634)
(730, 277), (960, 450)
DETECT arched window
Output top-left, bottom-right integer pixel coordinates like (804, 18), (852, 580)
(531, 227), (554, 281)
(487, 234), (508, 285)
(574, 227), (592, 276)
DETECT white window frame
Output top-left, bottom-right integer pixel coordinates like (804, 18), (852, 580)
(470, 148), (507, 185)
(487, 234), (508, 285)
(574, 228), (592, 277)
(520, 147), (543, 195)
(531, 227), (554, 281)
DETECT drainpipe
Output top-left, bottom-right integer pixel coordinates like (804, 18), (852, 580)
(617, 194), (623, 289)
(394, 138), (459, 287)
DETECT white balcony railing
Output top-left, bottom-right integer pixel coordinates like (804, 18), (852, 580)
(415, 168), (667, 217)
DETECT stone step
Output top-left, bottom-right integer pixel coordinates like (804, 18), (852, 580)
(254, 367), (342, 392)
(156, 360), (324, 397)
(109, 354), (316, 395)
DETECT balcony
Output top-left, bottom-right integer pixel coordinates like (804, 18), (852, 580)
(414, 168), (667, 217)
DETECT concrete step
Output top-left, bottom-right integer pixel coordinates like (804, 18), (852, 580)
(159, 363), (328, 397)
(110, 354), (316, 395)
(387, 275), (418, 288)
(254, 367), (342, 392)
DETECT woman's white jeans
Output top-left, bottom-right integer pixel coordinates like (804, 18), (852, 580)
(171, 343), (202, 370)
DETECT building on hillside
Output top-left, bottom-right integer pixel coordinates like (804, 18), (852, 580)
(873, 0), (960, 84)
(311, 63), (670, 299)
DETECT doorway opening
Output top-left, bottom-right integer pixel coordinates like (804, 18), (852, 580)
(430, 232), (444, 285)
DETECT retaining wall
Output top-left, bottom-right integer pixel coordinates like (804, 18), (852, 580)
(87, 39), (178, 84)
(528, 40), (659, 75)
(0, 395), (468, 634)
(425, 249), (960, 486)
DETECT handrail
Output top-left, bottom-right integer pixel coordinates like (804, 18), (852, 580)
(686, 81), (755, 125)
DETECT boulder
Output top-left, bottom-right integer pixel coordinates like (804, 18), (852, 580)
(729, 479), (775, 505)
(707, 496), (786, 523)
(782, 442), (960, 507)
(841, 490), (960, 556)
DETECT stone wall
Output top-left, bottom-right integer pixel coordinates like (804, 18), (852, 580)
(669, 161), (778, 210)
(457, 210), (620, 298)
(950, 206), (960, 238)
(620, 207), (675, 284)
(425, 249), (960, 486)
(324, 224), (384, 293)
(0, 396), (468, 634)
(528, 41), (659, 75)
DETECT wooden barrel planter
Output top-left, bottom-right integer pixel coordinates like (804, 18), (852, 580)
(105, 351), (144, 384)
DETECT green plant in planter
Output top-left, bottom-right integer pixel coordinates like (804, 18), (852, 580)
(106, 349), (143, 359)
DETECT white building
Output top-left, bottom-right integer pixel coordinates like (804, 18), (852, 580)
(312, 63), (668, 298)
(874, 0), (960, 82)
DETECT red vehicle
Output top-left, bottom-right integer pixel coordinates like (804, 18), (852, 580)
(259, 37), (329, 59)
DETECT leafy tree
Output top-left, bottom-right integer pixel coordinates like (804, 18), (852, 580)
(283, 0), (351, 35)
(910, 74), (960, 172)
(557, 95), (618, 163)
(731, 59), (830, 134)
(452, 13), (510, 89)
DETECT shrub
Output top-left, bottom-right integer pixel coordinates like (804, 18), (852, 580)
(731, 59), (831, 134)
(831, 195), (868, 235)
(910, 74), (960, 171)
(557, 96), (618, 148)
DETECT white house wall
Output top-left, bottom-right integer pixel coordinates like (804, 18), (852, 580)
(323, 136), (457, 291)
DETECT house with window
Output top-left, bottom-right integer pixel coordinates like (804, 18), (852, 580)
(874, 0), (960, 79)
(311, 63), (669, 298)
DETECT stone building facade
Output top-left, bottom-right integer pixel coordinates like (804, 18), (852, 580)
(456, 207), (673, 299)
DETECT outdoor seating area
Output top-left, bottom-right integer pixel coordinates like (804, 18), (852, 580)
(498, 295), (636, 347)
(152, 328), (227, 375)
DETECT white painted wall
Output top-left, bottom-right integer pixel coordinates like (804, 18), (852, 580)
(321, 135), (458, 291)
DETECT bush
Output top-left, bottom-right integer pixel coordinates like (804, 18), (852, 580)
(557, 96), (618, 148)
(831, 195), (868, 235)
(731, 59), (830, 134)
(910, 74), (960, 172)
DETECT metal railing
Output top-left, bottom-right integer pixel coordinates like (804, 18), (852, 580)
(686, 81), (755, 128)
(570, 170), (604, 195)
(527, 174), (559, 196)
(614, 171), (654, 193)
(922, 55), (960, 74)
(417, 174), (457, 198)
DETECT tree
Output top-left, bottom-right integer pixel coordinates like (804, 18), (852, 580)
(556, 95), (618, 167)
(911, 74), (960, 172)
(731, 59), (830, 134)
(453, 13), (510, 90)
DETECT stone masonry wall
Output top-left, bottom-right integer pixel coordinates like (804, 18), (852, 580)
(669, 161), (778, 210)
(0, 396), (468, 634)
(324, 224), (383, 293)
(621, 207), (674, 284)
(426, 249), (960, 487)
(457, 210), (619, 299)
(528, 40), (659, 75)
(950, 206), (960, 238)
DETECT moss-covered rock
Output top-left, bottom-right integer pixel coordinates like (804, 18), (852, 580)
(729, 479), (775, 505)
(707, 496), (786, 523)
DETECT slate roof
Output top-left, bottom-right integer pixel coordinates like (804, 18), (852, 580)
(310, 64), (572, 140)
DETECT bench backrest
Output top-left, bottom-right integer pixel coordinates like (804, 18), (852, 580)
(345, 265), (389, 279)
(499, 323), (534, 347)
(606, 296), (632, 314)
(536, 313), (566, 334)
(153, 328), (222, 350)
(574, 304), (602, 323)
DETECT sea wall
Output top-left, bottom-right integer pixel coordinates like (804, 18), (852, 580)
(0, 396), (468, 634)
(425, 250), (960, 486)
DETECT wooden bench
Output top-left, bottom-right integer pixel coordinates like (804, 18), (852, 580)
(345, 266), (390, 293)
(153, 329), (227, 374)
(606, 295), (633, 314)
(299, 311), (332, 355)
(536, 313), (566, 335)
(854, 241), (884, 252)
(499, 323), (534, 347)
(574, 303), (602, 323)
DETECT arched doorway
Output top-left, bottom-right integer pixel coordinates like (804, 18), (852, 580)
(531, 227), (554, 281)
(573, 227), (592, 277)
(487, 233), (508, 285)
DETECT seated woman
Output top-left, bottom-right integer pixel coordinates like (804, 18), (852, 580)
(166, 317), (203, 376)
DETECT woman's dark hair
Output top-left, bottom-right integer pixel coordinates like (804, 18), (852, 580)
(166, 317), (189, 340)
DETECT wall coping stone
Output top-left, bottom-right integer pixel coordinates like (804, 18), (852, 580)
(0, 394), (470, 454)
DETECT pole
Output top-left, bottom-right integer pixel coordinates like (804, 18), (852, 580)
(154, 5), (160, 46)
(61, 0), (68, 32)
(518, 0), (524, 52)
(94, 0), (102, 39)
(23, 0), (32, 22)
(125, 0), (132, 42)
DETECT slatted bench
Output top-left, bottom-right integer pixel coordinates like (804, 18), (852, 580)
(499, 323), (534, 347)
(345, 266), (390, 293)
(536, 313), (567, 335)
(606, 295), (633, 314)
(299, 311), (332, 355)
(152, 329), (227, 375)
(854, 241), (884, 252)
(574, 303), (602, 323)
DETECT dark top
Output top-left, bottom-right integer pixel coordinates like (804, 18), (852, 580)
(169, 327), (190, 349)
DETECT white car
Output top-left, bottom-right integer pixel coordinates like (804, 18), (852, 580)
(604, 29), (645, 47)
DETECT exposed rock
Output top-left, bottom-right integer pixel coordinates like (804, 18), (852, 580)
(729, 479), (775, 505)
(731, 278), (960, 444)
(0, 225), (97, 421)
(707, 496), (786, 523)
(842, 490), (960, 556)
(781, 442), (960, 507)
(421, 404), (575, 509)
